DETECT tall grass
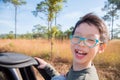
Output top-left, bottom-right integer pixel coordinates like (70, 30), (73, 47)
(0, 39), (120, 62)
(0, 39), (120, 63)
(94, 39), (120, 68)
(0, 39), (51, 55)
(0, 39), (72, 61)
(94, 39), (120, 80)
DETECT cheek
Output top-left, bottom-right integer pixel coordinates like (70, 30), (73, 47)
(89, 46), (99, 55)
(70, 44), (76, 54)
(71, 44), (74, 51)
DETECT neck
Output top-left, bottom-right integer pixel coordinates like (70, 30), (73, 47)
(73, 61), (92, 71)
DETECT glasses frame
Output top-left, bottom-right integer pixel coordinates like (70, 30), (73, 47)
(70, 35), (101, 48)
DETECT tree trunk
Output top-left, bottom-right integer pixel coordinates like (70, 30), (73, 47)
(55, 12), (57, 26)
(48, 21), (50, 39)
(50, 21), (53, 61)
(111, 11), (114, 39)
(15, 5), (17, 39)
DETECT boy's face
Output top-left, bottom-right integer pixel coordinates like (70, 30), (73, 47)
(71, 23), (105, 65)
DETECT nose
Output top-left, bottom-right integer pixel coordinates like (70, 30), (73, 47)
(78, 40), (85, 47)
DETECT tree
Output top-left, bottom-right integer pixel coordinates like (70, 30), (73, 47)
(33, 0), (66, 38)
(6, 31), (14, 39)
(64, 26), (74, 39)
(113, 24), (120, 39)
(2, 0), (26, 39)
(19, 33), (33, 39)
(33, 0), (66, 60)
(32, 24), (47, 38)
(102, 0), (120, 39)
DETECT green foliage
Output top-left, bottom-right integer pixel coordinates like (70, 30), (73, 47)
(51, 26), (59, 38)
(33, 0), (67, 40)
(0, 25), (75, 39)
(108, 0), (120, 9)
(32, 24), (47, 34)
(6, 34), (14, 39)
(102, 0), (120, 21)
(32, 24), (48, 39)
(64, 26), (74, 39)
(2, 0), (26, 5)
(102, 0), (120, 39)
(35, 0), (66, 22)
(0, 31), (14, 39)
(55, 30), (64, 39)
(19, 33), (33, 39)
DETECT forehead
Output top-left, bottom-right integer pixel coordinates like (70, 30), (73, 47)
(74, 23), (100, 38)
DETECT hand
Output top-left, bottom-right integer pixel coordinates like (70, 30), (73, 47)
(34, 57), (47, 69)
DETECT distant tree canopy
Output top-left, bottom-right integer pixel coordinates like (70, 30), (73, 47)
(102, 0), (120, 39)
(0, 25), (74, 39)
(34, 0), (66, 23)
(2, 0), (26, 5)
(2, 0), (26, 39)
(32, 24), (48, 38)
(32, 0), (66, 39)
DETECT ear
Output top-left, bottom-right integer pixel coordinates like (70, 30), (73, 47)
(98, 43), (106, 53)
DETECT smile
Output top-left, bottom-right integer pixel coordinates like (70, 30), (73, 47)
(75, 49), (87, 55)
(75, 49), (87, 59)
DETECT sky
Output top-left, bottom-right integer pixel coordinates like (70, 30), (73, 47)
(0, 0), (119, 34)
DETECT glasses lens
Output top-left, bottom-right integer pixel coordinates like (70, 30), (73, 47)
(85, 38), (97, 47)
(71, 36), (80, 44)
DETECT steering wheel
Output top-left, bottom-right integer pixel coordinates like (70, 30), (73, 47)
(0, 52), (51, 80)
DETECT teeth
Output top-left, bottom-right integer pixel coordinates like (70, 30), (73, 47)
(75, 49), (87, 55)
(78, 51), (83, 53)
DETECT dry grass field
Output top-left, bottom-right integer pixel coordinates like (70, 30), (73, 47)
(0, 39), (120, 80)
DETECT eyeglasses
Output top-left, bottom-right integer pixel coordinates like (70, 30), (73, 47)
(70, 35), (102, 48)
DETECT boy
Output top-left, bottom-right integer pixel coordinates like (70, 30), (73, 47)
(35, 13), (109, 80)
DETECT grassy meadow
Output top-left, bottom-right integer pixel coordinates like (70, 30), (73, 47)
(0, 39), (120, 80)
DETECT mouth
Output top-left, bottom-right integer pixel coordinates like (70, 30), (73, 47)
(74, 49), (87, 59)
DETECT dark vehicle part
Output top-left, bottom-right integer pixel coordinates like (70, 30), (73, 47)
(0, 52), (51, 80)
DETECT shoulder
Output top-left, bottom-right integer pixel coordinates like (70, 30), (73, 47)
(84, 73), (99, 80)
(84, 65), (99, 80)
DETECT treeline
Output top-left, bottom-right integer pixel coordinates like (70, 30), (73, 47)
(0, 25), (74, 40)
(0, 24), (120, 39)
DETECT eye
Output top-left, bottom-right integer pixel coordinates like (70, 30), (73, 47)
(71, 36), (80, 44)
(86, 38), (96, 44)
(87, 39), (95, 41)
(72, 36), (79, 41)
(73, 35), (80, 38)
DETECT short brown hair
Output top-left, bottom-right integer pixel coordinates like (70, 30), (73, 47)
(72, 13), (109, 43)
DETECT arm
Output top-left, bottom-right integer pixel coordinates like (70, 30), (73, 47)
(44, 63), (60, 77)
(35, 57), (60, 77)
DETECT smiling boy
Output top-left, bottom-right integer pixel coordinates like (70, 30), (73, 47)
(35, 13), (109, 80)
(66, 12), (109, 80)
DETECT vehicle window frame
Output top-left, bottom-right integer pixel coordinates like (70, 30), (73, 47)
(0, 66), (15, 80)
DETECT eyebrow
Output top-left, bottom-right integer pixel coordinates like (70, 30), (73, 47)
(74, 33), (100, 39)
(74, 32), (97, 37)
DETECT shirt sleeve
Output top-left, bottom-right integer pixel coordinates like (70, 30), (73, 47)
(44, 63), (60, 77)
(51, 75), (66, 80)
